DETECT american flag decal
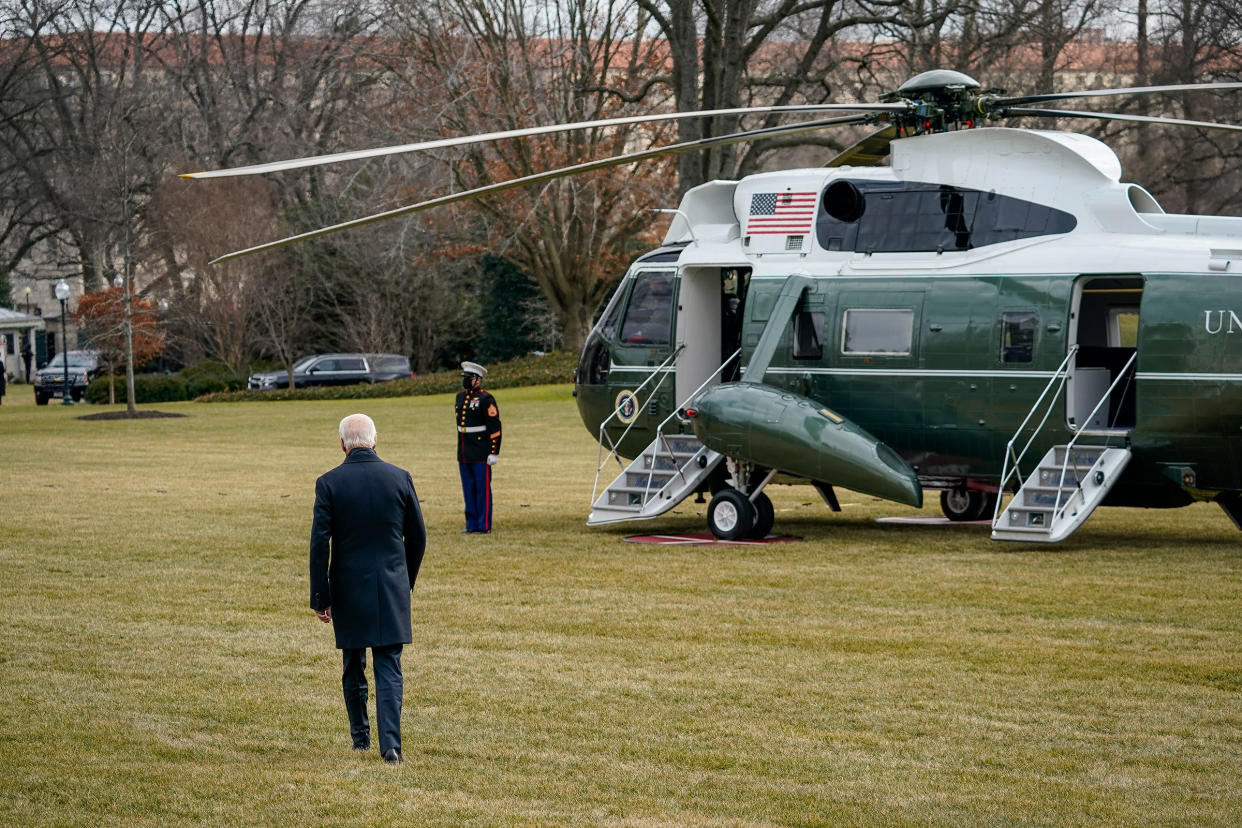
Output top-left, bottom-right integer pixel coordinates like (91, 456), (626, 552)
(746, 191), (817, 235)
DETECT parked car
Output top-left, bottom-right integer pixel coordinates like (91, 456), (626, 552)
(368, 354), (414, 383)
(34, 350), (104, 405)
(247, 353), (411, 390)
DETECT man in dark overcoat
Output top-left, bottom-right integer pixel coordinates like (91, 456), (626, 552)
(310, 413), (426, 764)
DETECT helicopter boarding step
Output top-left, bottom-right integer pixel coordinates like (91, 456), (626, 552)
(992, 445), (1131, 543)
(588, 434), (722, 525)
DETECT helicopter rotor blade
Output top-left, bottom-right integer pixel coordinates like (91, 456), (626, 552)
(181, 103), (903, 180)
(1000, 106), (1242, 132)
(993, 81), (1242, 108)
(825, 125), (900, 167)
(209, 113), (872, 264)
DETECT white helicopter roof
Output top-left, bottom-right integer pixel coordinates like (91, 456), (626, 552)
(664, 126), (1242, 276)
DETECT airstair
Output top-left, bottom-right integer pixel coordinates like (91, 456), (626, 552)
(991, 444), (1131, 542)
(587, 349), (736, 526)
(588, 433), (721, 524)
(991, 347), (1136, 543)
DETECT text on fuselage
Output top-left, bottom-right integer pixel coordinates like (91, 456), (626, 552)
(1204, 310), (1242, 334)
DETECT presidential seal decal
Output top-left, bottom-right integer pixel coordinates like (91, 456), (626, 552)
(614, 390), (639, 424)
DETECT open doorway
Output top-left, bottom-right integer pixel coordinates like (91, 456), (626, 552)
(1068, 276), (1141, 432)
(674, 266), (750, 402)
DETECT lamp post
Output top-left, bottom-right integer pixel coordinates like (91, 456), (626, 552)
(24, 286), (31, 315)
(54, 278), (71, 405)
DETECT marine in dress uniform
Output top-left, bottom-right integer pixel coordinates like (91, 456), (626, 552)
(310, 414), (426, 764)
(455, 361), (502, 533)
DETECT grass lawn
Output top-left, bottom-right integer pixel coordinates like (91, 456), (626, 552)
(1, 382), (1240, 826)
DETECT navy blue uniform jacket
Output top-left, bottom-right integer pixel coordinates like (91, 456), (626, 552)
(455, 388), (502, 462)
(309, 447), (426, 650)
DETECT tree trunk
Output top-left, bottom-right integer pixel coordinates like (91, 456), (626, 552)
(124, 273), (137, 415)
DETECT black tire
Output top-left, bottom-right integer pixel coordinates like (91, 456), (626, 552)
(707, 488), (754, 540)
(35, 393), (48, 406)
(940, 488), (987, 521)
(750, 492), (775, 539)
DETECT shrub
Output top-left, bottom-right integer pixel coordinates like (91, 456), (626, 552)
(177, 361), (244, 397)
(197, 351), (576, 403)
(86, 374), (189, 404)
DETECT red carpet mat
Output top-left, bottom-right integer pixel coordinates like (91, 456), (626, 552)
(623, 533), (801, 546)
(875, 516), (991, 526)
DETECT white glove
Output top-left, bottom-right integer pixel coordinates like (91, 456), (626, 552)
(487, 454), (500, 466)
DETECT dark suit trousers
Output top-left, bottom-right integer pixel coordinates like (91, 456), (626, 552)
(341, 644), (403, 754)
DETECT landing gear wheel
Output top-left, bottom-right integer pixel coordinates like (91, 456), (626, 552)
(749, 492), (774, 539)
(707, 488), (754, 540)
(940, 488), (988, 521)
(980, 491), (998, 521)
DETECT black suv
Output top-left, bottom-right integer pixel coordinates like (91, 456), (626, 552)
(34, 350), (104, 405)
(247, 353), (411, 390)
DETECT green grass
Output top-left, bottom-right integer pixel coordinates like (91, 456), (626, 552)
(1, 382), (1240, 826)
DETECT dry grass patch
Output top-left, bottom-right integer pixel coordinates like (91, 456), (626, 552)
(1, 385), (1240, 826)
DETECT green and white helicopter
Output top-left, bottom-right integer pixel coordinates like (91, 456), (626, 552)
(188, 70), (1242, 543)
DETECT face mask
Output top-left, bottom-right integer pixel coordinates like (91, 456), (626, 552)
(462, 375), (475, 390)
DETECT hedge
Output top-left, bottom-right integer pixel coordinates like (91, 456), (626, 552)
(86, 374), (191, 404)
(85, 361), (245, 404)
(195, 351), (576, 403)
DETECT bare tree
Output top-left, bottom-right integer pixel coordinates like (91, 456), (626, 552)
(147, 175), (278, 378)
(626, 0), (914, 190)
(0, 0), (178, 292)
(387, 0), (674, 350)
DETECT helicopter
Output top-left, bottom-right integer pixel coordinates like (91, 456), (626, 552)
(186, 69), (1242, 543)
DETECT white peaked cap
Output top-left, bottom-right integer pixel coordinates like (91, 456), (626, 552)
(461, 361), (487, 377)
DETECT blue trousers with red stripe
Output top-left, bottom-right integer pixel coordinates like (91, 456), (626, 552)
(459, 461), (492, 532)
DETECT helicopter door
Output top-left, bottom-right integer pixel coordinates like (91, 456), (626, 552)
(1067, 276), (1141, 432)
(674, 267), (750, 402)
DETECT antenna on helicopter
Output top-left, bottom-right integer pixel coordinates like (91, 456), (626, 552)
(648, 209), (698, 246)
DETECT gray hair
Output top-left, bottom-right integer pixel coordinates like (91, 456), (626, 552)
(339, 413), (377, 450)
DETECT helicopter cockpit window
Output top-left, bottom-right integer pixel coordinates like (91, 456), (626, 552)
(619, 270), (674, 345)
(1000, 311), (1036, 363)
(595, 280), (627, 341)
(842, 309), (913, 355)
(793, 311), (824, 360)
(817, 179), (1076, 253)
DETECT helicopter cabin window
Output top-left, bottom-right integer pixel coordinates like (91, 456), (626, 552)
(1000, 312), (1036, 363)
(793, 311), (824, 360)
(816, 179), (1077, 253)
(619, 270), (674, 345)
(842, 309), (913, 355)
(1108, 308), (1139, 347)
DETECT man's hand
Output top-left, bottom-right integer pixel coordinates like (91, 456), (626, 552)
(487, 454), (499, 466)
(314, 606), (332, 623)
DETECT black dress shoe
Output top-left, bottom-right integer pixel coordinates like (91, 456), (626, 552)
(352, 743), (369, 752)
(383, 748), (403, 764)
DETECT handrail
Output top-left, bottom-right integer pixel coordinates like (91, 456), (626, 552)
(992, 346), (1078, 525)
(1048, 350), (1137, 520)
(591, 347), (739, 511)
(657, 348), (741, 433)
(591, 345), (684, 506)
(637, 348), (742, 501)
